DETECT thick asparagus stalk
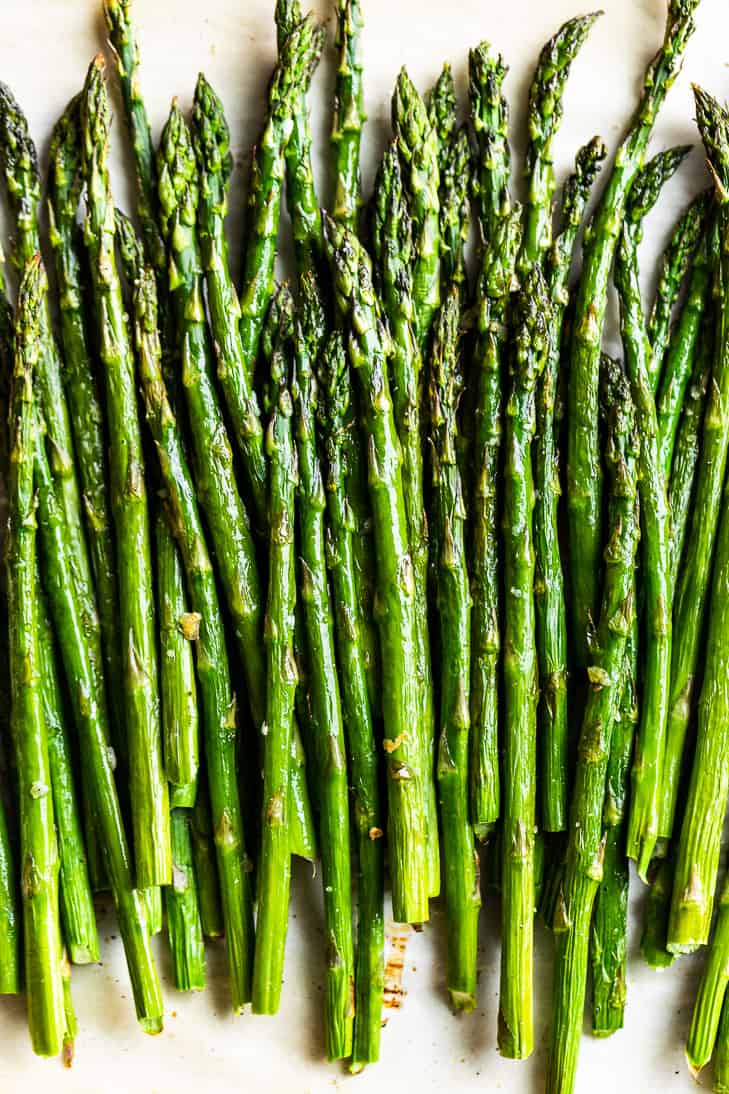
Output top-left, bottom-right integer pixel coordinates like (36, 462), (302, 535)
(81, 56), (170, 889)
(499, 265), (549, 1059)
(165, 808), (206, 993)
(115, 209), (254, 1011)
(324, 212), (429, 925)
(615, 146), (687, 878)
(468, 44), (520, 838)
(371, 143), (439, 898)
(429, 288), (480, 1011)
(251, 288), (298, 1018)
(546, 356), (640, 1094)
(8, 259), (66, 1056)
(566, 0), (699, 667)
(686, 873), (729, 1076)
(317, 331), (384, 1071)
(331, 0), (365, 232)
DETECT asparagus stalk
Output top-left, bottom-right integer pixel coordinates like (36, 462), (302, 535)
(499, 264), (549, 1059)
(393, 68), (441, 350)
(239, 12), (324, 379)
(165, 808), (206, 992)
(156, 511), (198, 807)
(686, 873), (729, 1076)
(331, 0), (365, 232)
(667, 88), (729, 951)
(189, 777), (223, 939)
(615, 146), (687, 878)
(155, 102), (315, 861)
(115, 209), (254, 1011)
(566, 0), (699, 666)
(468, 43), (520, 838)
(8, 259), (66, 1056)
(429, 288), (480, 1011)
(317, 330), (384, 1071)
(519, 12), (601, 272)
(371, 143), (439, 898)
(0, 772), (20, 993)
(640, 855), (677, 968)
(536, 138), (606, 833)
(428, 68), (471, 292)
(60, 951), (76, 1069)
(81, 56), (170, 889)
(251, 289), (298, 1019)
(428, 63), (457, 177)
(324, 213), (429, 925)
(546, 355), (640, 1094)
(192, 74), (267, 533)
(717, 997), (729, 1093)
(47, 97), (124, 759)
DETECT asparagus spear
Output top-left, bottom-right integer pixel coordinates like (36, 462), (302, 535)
(428, 68), (470, 292)
(192, 74), (267, 533)
(536, 138), (606, 833)
(156, 102), (315, 861)
(293, 276), (355, 1058)
(499, 264), (549, 1059)
(317, 331), (384, 1071)
(371, 143), (439, 898)
(468, 44), (520, 838)
(393, 69), (441, 351)
(156, 511), (198, 807)
(546, 355), (640, 1094)
(428, 63), (457, 177)
(251, 289), (298, 1019)
(190, 778), (223, 940)
(615, 146), (687, 878)
(331, 0), (365, 232)
(324, 213), (429, 925)
(667, 88), (729, 951)
(239, 12), (324, 379)
(115, 209), (255, 1011)
(717, 997), (729, 1092)
(519, 12), (601, 272)
(8, 259), (66, 1057)
(0, 773), (19, 994)
(165, 808), (206, 992)
(81, 57), (170, 890)
(47, 96), (124, 759)
(566, 0), (700, 667)
(641, 855), (677, 968)
(648, 187), (708, 388)
(429, 288), (480, 1011)
(686, 872), (729, 1076)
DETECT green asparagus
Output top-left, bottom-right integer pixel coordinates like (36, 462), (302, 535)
(331, 0), (365, 232)
(165, 808), (206, 992)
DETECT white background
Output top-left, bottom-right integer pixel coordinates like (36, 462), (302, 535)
(0, 0), (728, 1091)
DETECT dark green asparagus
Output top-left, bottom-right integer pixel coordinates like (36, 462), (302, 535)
(331, 0), (365, 232)
(190, 779), (223, 940)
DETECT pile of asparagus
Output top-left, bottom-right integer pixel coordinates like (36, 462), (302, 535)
(2, 0), (729, 1088)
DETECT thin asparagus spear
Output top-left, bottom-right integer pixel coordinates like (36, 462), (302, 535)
(371, 143), (439, 899)
(115, 209), (254, 1011)
(8, 257), (66, 1057)
(38, 592), (99, 965)
(428, 67), (470, 292)
(546, 355), (640, 1094)
(192, 74), (267, 533)
(519, 12), (601, 272)
(656, 204), (718, 477)
(717, 997), (729, 1092)
(591, 628), (638, 1035)
(331, 0), (365, 232)
(156, 511), (198, 807)
(648, 187), (708, 388)
(324, 212), (429, 925)
(686, 873), (729, 1076)
(429, 288), (480, 1011)
(428, 63), (457, 177)
(47, 97), (124, 759)
(392, 69), (440, 352)
(468, 43), (520, 838)
(0, 773), (19, 993)
(190, 778), (223, 939)
(616, 146), (688, 878)
(667, 88), (729, 952)
(566, 0), (700, 667)
(537, 138), (606, 833)
(499, 265), (549, 1060)
(641, 855), (677, 968)
(166, 808), (206, 992)
(155, 103), (315, 861)
(251, 289), (298, 1018)
(293, 276), (355, 1058)
(239, 13), (324, 379)
(317, 330), (384, 1071)
(81, 57), (169, 890)
(60, 950), (76, 1069)
(28, 255), (162, 1031)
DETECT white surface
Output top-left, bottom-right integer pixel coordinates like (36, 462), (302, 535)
(0, 0), (728, 1091)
